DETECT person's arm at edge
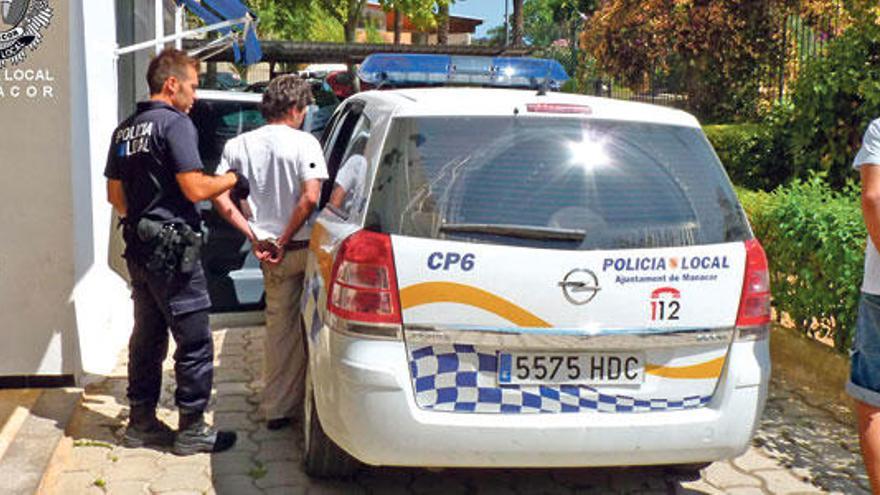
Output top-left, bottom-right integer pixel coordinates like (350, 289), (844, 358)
(328, 184), (347, 209)
(176, 170), (238, 203)
(327, 154), (362, 211)
(107, 179), (127, 217)
(277, 178), (322, 249)
(862, 165), (880, 249)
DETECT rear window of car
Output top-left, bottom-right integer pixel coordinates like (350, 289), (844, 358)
(190, 99), (266, 173)
(365, 116), (751, 250)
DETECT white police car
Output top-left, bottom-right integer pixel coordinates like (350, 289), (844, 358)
(300, 54), (770, 477)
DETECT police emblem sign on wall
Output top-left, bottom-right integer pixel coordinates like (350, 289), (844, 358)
(0, 0), (52, 68)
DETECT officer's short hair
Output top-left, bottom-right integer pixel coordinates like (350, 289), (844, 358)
(147, 48), (199, 95)
(261, 75), (314, 121)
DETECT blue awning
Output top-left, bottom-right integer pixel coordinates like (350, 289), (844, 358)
(175, 0), (262, 65)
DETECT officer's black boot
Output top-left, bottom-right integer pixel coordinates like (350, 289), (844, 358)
(172, 411), (237, 456)
(122, 404), (175, 448)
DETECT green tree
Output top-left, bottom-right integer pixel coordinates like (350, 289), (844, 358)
(523, 0), (597, 46)
(473, 24), (507, 46)
(249, 0), (342, 42)
(378, 1), (451, 44)
(582, 0), (789, 122)
(364, 16), (385, 43)
(437, 0), (449, 45)
(379, 0), (440, 28)
(318, 0), (370, 43)
(512, 0), (523, 45)
(786, 20), (880, 188)
(523, 0), (563, 46)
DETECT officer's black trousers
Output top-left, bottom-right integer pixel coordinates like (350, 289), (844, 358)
(126, 259), (214, 414)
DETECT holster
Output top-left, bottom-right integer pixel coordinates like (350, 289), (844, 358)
(128, 217), (203, 275)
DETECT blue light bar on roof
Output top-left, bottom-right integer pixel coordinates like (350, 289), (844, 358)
(358, 54), (570, 90)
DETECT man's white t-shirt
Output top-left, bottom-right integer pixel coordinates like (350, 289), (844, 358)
(854, 118), (880, 295)
(333, 154), (367, 214)
(217, 124), (328, 242)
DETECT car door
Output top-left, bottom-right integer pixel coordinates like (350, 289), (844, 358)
(190, 95), (267, 311)
(319, 100), (366, 207)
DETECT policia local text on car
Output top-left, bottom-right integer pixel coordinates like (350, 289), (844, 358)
(104, 48), (249, 455)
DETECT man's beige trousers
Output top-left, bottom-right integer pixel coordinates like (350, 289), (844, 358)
(260, 248), (308, 421)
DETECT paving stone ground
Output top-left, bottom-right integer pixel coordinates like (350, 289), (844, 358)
(51, 326), (868, 494)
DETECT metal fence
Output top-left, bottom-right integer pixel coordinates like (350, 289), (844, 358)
(770, 0), (847, 99)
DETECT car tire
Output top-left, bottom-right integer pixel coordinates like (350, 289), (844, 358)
(302, 361), (359, 479)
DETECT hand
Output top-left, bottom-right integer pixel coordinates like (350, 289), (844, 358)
(252, 242), (272, 262)
(253, 239), (283, 265)
(266, 249), (284, 265)
(228, 170), (250, 202)
(266, 238), (286, 265)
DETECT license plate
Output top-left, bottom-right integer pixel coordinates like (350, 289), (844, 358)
(498, 352), (645, 385)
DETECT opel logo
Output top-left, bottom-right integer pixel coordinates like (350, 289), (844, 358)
(558, 269), (601, 305)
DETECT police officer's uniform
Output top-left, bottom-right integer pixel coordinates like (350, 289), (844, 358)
(104, 100), (214, 417)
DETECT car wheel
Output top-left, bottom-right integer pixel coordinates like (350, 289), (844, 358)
(302, 360), (359, 479)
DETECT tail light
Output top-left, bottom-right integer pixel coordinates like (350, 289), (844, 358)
(327, 230), (402, 325)
(735, 239), (771, 340)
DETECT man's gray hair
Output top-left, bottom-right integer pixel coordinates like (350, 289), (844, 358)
(261, 75), (314, 121)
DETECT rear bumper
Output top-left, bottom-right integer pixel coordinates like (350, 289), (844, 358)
(309, 328), (769, 468)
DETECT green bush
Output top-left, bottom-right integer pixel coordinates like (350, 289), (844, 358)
(787, 21), (880, 188)
(738, 177), (864, 351)
(705, 122), (791, 191)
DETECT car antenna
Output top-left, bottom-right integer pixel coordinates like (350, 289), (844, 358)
(536, 78), (551, 96)
(536, 62), (553, 96)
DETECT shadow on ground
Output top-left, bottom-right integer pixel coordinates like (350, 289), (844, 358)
(753, 377), (870, 494)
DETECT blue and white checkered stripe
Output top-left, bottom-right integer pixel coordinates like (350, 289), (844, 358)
(409, 344), (711, 414)
(301, 275), (324, 342)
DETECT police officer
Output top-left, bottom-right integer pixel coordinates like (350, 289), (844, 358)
(105, 48), (245, 455)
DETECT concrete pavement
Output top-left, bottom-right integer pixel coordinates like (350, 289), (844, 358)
(48, 325), (869, 494)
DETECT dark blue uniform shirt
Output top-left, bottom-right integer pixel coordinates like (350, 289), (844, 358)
(104, 100), (204, 228)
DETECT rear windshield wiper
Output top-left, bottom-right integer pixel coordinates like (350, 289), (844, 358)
(438, 223), (586, 242)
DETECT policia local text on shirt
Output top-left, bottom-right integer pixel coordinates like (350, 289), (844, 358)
(104, 49), (248, 455)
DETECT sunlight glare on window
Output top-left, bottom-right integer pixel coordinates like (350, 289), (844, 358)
(568, 132), (611, 172)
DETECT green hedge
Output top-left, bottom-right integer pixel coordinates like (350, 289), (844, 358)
(704, 23), (880, 192)
(738, 178), (864, 351)
(705, 123), (791, 192)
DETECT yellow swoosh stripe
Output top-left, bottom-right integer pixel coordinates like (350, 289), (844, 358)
(400, 281), (725, 380)
(400, 282), (552, 328)
(309, 222), (333, 285)
(646, 356), (725, 379)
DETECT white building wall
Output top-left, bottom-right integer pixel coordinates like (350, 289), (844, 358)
(69, 0), (133, 378)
